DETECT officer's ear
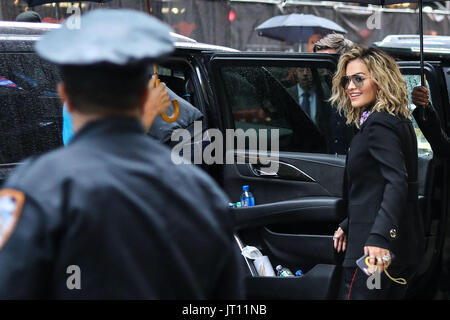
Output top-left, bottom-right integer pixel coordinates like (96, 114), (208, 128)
(57, 82), (74, 113)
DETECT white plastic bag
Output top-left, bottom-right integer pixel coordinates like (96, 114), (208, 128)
(241, 246), (275, 276)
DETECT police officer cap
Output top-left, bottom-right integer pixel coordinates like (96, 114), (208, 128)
(35, 9), (174, 66)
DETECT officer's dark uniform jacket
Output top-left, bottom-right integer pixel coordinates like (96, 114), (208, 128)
(340, 111), (425, 268)
(0, 117), (244, 299)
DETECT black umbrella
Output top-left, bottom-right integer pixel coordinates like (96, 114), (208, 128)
(336, 0), (450, 87)
(256, 13), (347, 43)
(24, 0), (111, 6)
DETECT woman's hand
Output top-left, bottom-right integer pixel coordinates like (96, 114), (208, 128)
(333, 227), (347, 253)
(364, 246), (391, 274)
(142, 75), (171, 131)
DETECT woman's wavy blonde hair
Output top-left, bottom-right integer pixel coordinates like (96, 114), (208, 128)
(329, 46), (410, 128)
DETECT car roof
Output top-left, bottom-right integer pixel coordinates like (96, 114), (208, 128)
(0, 21), (238, 53)
(0, 21), (60, 35)
(373, 35), (450, 61)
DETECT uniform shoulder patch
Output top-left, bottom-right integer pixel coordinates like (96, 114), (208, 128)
(0, 189), (25, 251)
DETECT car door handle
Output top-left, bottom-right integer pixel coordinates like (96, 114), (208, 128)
(249, 161), (315, 182)
(249, 163), (278, 177)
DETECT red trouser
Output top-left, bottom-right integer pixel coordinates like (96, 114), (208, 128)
(340, 266), (416, 300)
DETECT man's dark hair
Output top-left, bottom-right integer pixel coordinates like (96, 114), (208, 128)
(60, 63), (150, 114)
(16, 11), (42, 23)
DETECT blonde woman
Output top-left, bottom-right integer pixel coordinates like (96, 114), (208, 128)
(330, 47), (425, 299)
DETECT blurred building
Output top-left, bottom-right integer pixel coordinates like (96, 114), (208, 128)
(1, 0), (449, 51)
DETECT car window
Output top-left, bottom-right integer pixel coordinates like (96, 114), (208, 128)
(0, 53), (62, 164)
(218, 63), (353, 154)
(155, 62), (202, 114)
(403, 74), (433, 156)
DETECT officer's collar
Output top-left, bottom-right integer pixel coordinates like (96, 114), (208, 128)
(69, 116), (145, 144)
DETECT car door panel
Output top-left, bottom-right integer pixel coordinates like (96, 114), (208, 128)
(244, 264), (340, 300)
(262, 227), (338, 266)
(398, 62), (441, 237)
(209, 54), (344, 299)
(233, 197), (344, 229)
(225, 150), (346, 204)
(397, 61), (450, 296)
(418, 154), (434, 234)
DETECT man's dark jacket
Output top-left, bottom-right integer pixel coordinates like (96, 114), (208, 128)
(413, 106), (450, 158)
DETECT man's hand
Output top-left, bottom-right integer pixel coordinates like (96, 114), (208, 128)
(412, 86), (430, 107)
(142, 75), (171, 131)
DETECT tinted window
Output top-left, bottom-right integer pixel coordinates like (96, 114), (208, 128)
(156, 62), (202, 114)
(0, 53), (62, 164)
(219, 63), (354, 154)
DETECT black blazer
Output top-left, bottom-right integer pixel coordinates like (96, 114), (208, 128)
(413, 105), (450, 158)
(340, 111), (425, 267)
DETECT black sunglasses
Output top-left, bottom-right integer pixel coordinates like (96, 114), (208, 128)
(341, 74), (367, 90)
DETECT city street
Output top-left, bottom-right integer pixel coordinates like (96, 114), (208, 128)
(0, 0), (449, 304)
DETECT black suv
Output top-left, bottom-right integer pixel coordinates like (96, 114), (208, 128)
(1, 23), (449, 299)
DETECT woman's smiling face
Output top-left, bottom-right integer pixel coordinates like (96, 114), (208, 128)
(344, 59), (378, 109)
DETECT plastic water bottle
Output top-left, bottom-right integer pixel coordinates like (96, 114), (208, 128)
(295, 269), (304, 277)
(276, 265), (294, 277)
(240, 185), (255, 207)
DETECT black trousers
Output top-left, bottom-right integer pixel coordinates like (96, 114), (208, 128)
(339, 265), (417, 300)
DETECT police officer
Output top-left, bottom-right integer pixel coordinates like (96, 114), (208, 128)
(0, 9), (244, 299)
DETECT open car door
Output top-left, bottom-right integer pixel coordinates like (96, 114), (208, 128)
(208, 53), (350, 299)
(398, 61), (450, 298)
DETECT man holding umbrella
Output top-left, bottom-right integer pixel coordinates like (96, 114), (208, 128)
(0, 9), (244, 299)
(412, 86), (450, 157)
(255, 13), (347, 51)
(16, 10), (42, 22)
(307, 33), (322, 52)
